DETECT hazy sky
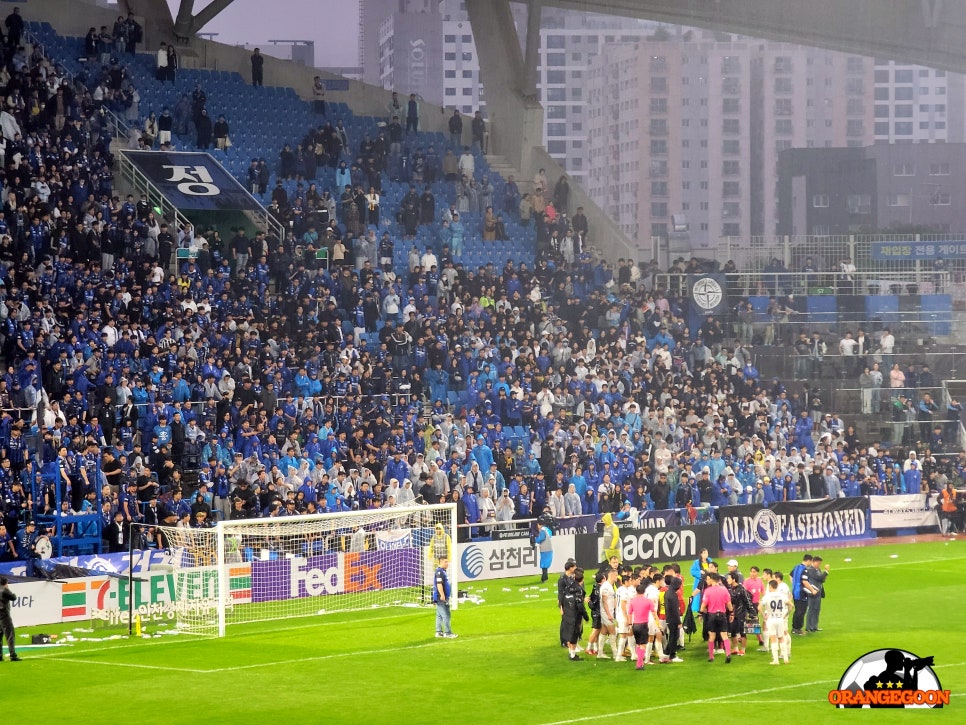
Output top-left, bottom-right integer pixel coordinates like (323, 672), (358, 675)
(165, 0), (361, 66)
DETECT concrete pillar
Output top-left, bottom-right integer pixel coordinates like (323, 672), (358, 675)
(523, 0), (543, 97)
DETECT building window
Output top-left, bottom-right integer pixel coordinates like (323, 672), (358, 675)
(444, 70), (456, 79)
(650, 140), (667, 155)
(650, 119), (668, 136)
(847, 57), (864, 73)
(931, 191), (951, 206)
(894, 104), (914, 118)
(546, 53), (566, 66)
(722, 160), (740, 176)
(461, 35), (472, 43)
(846, 120), (864, 137)
(650, 98), (667, 114)
(774, 77), (792, 94)
(723, 98), (740, 114)
(774, 98), (792, 116)
(846, 194), (872, 214)
(547, 123), (565, 136)
(444, 52), (456, 61)
(650, 202), (668, 218)
(723, 181), (740, 197)
(894, 69), (914, 83)
(874, 87), (889, 100)
(846, 78), (864, 95)
(445, 88), (456, 96)
(894, 122), (913, 135)
(895, 87), (914, 101)
(774, 56), (792, 73)
(874, 122), (890, 135)
(651, 77), (667, 93)
(812, 194), (829, 208)
(651, 181), (668, 196)
(546, 70), (566, 84)
(462, 70), (473, 78)
(847, 98), (864, 115)
(874, 69), (889, 83)
(444, 35), (456, 44)
(887, 194), (910, 206)
(722, 223), (740, 236)
(462, 52), (473, 62)
(893, 162), (915, 176)
(775, 119), (792, 134)
(546, 35), (566, 49)
(722, 139), (740, 155)
(547, 140), (566, 154)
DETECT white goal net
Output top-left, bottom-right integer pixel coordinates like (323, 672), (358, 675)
(157, 503), (457, 636)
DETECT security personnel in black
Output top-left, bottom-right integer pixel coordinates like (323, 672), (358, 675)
(0, 575), (20, 660)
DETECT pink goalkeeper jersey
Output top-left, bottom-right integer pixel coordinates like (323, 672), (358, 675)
(702, 584), (731, 614)
(628, 595), (656, 625)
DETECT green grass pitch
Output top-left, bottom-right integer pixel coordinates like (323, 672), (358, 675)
(5, 540), (964, 723)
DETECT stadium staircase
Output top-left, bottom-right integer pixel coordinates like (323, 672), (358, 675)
(27, 22), (537, 274)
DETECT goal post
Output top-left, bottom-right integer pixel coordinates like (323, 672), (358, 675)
(158, 503), (457, 637)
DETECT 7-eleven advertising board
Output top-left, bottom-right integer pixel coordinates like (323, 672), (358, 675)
(53, 564), (254, 627)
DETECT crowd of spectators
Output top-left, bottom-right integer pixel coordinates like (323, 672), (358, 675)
(0, 14), (964, 571)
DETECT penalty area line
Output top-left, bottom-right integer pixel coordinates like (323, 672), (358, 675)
(204, 631), (521, 673)
(46, 657), (209, 673)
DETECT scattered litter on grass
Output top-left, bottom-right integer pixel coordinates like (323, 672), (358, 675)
(463, 595), (485, 605)
(72, 628), (94, 633)
(889, 554), (899, 559)
(502, 587), (511, 592)
(539, 588), (549, 592)
(843, 558), (852, 562)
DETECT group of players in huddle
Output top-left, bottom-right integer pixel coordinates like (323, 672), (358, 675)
(557, 555), (794, 668)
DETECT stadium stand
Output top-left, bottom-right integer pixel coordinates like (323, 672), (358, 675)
(0, 11), (963, 577)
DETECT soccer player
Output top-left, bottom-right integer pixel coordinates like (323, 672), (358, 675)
(628, 581), (657, 670)
(726, 572), (753, 657)
(760, 579), (790, 664)
(597, 568), (619, 660)
(586, 572), (604, 656)
(699, 573), (733, 663)
(614, 573), (635, 661)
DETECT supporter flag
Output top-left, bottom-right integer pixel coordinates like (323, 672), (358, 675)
(120, 150), (264, 212)
(688, 273), (728, 316)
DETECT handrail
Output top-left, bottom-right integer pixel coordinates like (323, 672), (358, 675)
(117, 150), (193, 236)
(24, 27), (132, 143)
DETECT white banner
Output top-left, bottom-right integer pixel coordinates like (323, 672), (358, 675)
(869, 493), (940, 530)
(457, 535), (575, 582)
(374, 529), (414, 550)
(9, 580), (64, 628)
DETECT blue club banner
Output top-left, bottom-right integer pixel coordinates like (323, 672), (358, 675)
(718, 497), (872, 550)
(121, 150), (264, 211)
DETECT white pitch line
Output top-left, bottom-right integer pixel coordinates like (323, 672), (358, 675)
(48, 657), (209, 674)
(537, 681), (837, 725)
(835, 554), (966, 571)
(204, 631), (520, 672)
(32, 596), (546, 662)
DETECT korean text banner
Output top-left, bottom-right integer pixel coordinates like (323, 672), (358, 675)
(121, 150), (263, 211)
(718, 497), (872, 550)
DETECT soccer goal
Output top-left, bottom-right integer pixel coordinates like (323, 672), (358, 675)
(157, 503), (457, 636)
